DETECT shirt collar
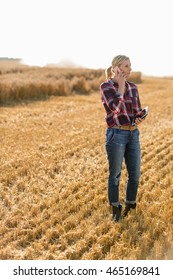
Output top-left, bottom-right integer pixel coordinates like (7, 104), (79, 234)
(108, 78), (128, 86)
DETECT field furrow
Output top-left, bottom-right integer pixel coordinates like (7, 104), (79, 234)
(0, 75), (173, 260)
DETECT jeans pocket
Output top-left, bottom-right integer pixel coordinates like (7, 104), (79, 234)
(106, 129), (115, 144)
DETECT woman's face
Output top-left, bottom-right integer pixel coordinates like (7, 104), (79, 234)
(119, 59), (132, 78)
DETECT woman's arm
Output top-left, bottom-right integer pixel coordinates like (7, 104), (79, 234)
(100, 82), (124, 114)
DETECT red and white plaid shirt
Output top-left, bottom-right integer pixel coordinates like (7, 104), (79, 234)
(100, 79), (142, 127)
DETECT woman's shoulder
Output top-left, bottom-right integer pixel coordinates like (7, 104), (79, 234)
(100, 81), (109, 88)
(100, 79), (114, 89)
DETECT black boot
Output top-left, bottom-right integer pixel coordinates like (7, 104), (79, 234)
(112, 204), (122, 222)
(123, 202), (136, 217)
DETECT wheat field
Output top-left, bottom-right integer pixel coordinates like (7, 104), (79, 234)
(0, 67), (173, 259)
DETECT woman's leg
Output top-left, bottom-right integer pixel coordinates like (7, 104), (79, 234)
(106, 129), (127, 205)
(124, 129), (141, 204)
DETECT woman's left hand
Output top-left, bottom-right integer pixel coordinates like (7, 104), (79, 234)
(135, 117), (145, 125)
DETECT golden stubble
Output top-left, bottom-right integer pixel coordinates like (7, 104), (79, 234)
(0, 67), (173, 260)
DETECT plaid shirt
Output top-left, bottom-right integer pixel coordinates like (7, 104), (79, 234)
(100, 79), (142, 127)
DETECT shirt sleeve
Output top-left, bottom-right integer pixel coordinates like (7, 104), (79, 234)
(100, 82), (124, 114)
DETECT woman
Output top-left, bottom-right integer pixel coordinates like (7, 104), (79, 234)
(100, 55), (145, 222)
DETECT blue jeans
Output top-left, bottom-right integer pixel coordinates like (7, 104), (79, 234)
(106, 128), (141, 205)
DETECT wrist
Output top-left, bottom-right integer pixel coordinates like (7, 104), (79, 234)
(118, 86), (125, 95)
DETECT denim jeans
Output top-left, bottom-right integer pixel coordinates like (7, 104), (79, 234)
(106, 128), (141, 205)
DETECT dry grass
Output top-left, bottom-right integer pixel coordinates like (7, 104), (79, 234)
(0, 61), (142, 105)
(0, 66), (172, 260)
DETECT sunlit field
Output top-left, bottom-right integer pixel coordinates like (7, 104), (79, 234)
(0, 62), (173, 260)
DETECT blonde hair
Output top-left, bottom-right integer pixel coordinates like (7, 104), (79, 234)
(105, 66), (113, 80)
(105, 55), (129, 79)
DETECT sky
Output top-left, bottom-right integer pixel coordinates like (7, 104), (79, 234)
(0, 0), (173, 77)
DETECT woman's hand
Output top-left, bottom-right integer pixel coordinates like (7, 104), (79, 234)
(114, 67), (126, 94)
(135, 117), (145, 126)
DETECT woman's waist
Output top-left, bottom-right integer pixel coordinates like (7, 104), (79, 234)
(110, 124), (137, 131)
(106, 115), (134, 128)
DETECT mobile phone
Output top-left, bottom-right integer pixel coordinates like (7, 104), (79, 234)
(114, 66), (122, 74)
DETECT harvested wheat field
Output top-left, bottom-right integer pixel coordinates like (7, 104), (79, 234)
(0, 70), (173, 260)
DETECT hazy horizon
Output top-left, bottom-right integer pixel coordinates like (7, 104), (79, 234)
(1, 0), (172, 77)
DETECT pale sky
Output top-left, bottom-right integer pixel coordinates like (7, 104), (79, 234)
(1, 0), (173, 76)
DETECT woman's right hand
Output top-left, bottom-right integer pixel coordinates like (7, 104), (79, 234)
(114, 67), (126, 94)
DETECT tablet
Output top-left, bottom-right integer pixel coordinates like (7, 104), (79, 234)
(132, 106), (148, 126)
(135, 106), (148, 119)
